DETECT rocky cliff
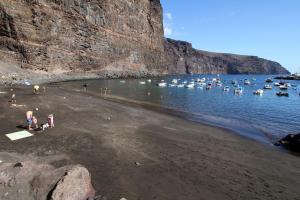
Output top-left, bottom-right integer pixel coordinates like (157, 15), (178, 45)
(164, 38), (289, 75)
(0, 0), (166, 79)
(0, 0), (289, 83)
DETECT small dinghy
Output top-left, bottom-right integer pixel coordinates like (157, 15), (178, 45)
(157, 81), (167, 87)
(264, 84), (272, 89)
(234, 87), (243, 94)
(223, 86), (230, 92)
(276, 92), (289, 97)
(253, 89), (264, 95)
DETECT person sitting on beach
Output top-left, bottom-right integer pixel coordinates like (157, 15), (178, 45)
(26, 111), (33, 130)
(33, 85), (39, 94)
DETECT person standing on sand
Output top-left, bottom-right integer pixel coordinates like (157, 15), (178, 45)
(83, 83), (88, 92)
(26, 111), (33, 130)
(11, 93), (16, 103)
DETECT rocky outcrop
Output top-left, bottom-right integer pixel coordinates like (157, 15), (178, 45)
(164, 38), (290, 75)
(275, 134), (300, 152)
(0, 152), (95, 200)
(0, 0), (166, 78)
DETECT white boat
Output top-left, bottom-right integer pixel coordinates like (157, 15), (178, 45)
(264, 84), (272, 89)
(147, 79), (152, 83)
(168, 84), (176, 87)
(223, 86), (230, 92)
(244, 79), (251, 85)
(177, 84), (185, 88)
(195, 78), (206, 83)
(253, 89), (264, 95)
(185, 82), (195, 88)
(279, 85), (288, 90)
(285, 83), (291, 87)
(234, 87), (243, 94)
(265, 78), (273, 83)
(216, 83), (222, 87)
(274, 82), (280, 86)
(157, 82), (167, 87)
(171, 79), (178, 84)
(120, 80), (126, 83)
(206, 85), (212, 90)
(139, 81), (146, 85)
(197, 82), (206, 87)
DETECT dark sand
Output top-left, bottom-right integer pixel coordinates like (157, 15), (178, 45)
(0, 83), (300, 200)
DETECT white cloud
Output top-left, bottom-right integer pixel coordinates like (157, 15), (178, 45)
(165, 12), (173, 20)
(163, 12), (173, 36)
(164, 26), (173, 36)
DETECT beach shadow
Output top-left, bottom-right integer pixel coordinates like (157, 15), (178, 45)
(16, 125), (27, 129)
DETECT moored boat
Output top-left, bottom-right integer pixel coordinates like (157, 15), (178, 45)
(279, 85), (288, 90)
(244, 79), (251, 85)
(265, 78), (273, 83)
(171, 79), (178, 84)
(276, 92), (289, 97)
(253, 89), (264, 95)
(274, 82), (280, 86)
(223, 86), (230, 92)
(264, 84), (272, 89)
(234, 87), (243, 94)
(157, 81), (167, 87)
(185, 82), (195, 88)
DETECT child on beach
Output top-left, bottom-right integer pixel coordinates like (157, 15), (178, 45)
(32, 116), (38, 129)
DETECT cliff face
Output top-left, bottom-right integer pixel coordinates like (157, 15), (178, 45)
(0, 1), (289, 81)
(0, 0), (166, 78)
(164, 38), (290, 75)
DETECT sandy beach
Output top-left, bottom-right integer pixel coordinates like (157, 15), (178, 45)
(0, 83), (300, 200)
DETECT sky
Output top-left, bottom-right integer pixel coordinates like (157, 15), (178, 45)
(161, 0), (300, 73)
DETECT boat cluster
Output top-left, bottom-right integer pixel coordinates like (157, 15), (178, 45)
(155, 77), (247, 94)
(253, 78), (297, 97)
(121, 76), (299, 97)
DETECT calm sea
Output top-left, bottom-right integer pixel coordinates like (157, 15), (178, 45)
(63, 75), (300, 144)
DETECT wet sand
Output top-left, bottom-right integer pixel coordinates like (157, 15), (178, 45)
(0, 83), (300, 200)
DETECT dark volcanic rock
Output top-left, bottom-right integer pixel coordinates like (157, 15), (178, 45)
(164, 38), (290, 75)
(276, 134), (300, 152)
(0, 0), (166, 77)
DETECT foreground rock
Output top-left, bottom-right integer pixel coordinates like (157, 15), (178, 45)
(0, 153), (95, 200)
(51, 166), (95, 200)
(276, 134), (300, 152)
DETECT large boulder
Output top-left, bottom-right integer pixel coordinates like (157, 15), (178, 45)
(50, 165), (95, 200)
(0, 152), (95, 200)
(276, 134), (300, 152)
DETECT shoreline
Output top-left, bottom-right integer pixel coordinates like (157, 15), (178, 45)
(59, 82), (276, 146)
(1, 83), (300, 199)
